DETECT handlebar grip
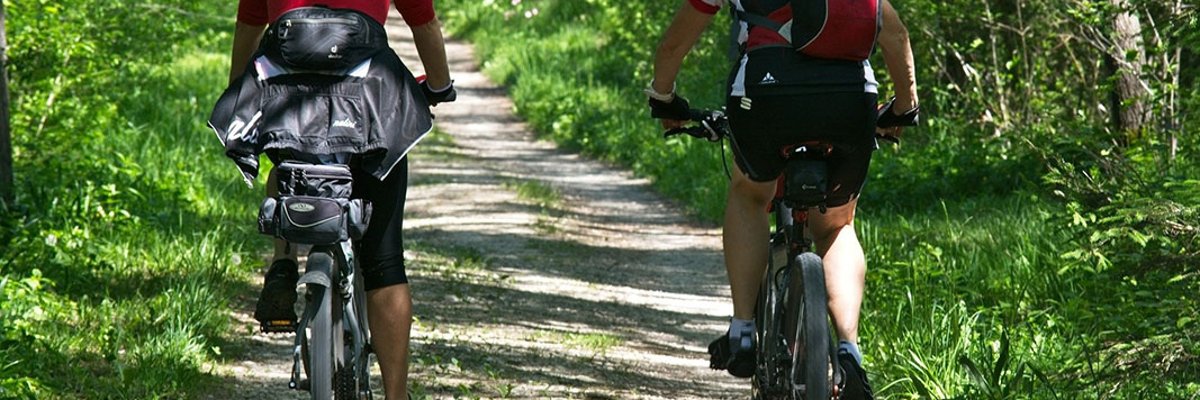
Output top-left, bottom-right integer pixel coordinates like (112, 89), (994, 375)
(875, 134), (899, 144)
(664, 127), (692, 138)
(659, 108), (728, 142)
(876, 97), (920, 128)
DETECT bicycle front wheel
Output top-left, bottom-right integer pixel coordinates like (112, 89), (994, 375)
(792, 252), (831, 400)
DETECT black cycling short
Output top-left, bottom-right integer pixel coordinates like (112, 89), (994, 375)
(352, 157), (410, 291)
(725, 92), (878, 207)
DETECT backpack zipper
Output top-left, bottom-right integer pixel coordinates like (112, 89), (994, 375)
(284, 17), (358, 27)
(278, 17), (358, 39)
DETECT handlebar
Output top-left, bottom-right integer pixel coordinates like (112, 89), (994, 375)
(662, 106), (909, 145)
(663, 109), (730, 142)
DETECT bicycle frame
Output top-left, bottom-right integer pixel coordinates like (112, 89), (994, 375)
(669, 106), (905, 400)
(754, 143), (840, 400)
(263, 158), (374, 400)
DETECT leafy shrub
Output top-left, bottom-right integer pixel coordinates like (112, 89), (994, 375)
(0, 0), (263, 398)
(437, 0), (1198, 398)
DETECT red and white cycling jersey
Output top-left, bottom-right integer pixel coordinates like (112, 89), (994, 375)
(685, 0), (878, 97)
(238, 0), (435, 26)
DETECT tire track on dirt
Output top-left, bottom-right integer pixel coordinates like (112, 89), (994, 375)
(391, 17), (744, 400)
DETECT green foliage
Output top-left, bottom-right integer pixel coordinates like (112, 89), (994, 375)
(0, 272), (51, 398)
(442, 0), (731, 220)
(0, 0), (260, 398)
(438, 0), (1199, 398)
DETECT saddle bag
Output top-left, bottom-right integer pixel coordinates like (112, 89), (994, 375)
(257, 162), (371, 245)
(783, 159), (828, 208)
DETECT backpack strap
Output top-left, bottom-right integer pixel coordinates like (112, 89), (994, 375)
(727, 6), (743, 63)
(733, 9), (794, 46)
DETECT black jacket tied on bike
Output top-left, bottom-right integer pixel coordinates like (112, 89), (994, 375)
(208, 7), (432, 185)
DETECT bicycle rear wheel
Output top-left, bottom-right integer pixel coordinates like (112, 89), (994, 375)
(792, 252), (831, 400)
(304, 251), (342, 400)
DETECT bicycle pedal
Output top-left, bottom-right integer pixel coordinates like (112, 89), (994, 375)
(259, 319), (297, 334)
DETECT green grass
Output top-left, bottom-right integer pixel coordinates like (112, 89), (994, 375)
(855, 196), (1069, 399)
(442, 0), (731, 221)
(505, 180), (565, 234)
(562, 332), (622, 354)
(508, 180), (563, 210)
(526, 330), (622, 358)
(0, 1), (264, 398)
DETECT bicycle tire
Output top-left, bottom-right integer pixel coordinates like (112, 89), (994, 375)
(305, 251), (339, 400)
(792, 252), (830, 400)
(752, 276), (773, 400)
(338, 289), (365, 400)
(348, 255), (374, 400)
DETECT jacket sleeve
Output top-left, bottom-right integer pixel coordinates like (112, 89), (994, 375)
(208, 63), (267, 186)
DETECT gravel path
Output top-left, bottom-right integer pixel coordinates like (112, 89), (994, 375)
(207, 13), (745, 399)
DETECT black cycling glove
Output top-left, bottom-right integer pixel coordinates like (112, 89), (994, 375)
(648, 94), (692, 121)
(421, 81), (457, 107)
(876, 97), (920, 128)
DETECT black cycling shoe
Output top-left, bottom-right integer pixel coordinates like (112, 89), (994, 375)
(708, 331), (755, 378)
(254, 259), (299, 333)
(838, 349), (875, 400)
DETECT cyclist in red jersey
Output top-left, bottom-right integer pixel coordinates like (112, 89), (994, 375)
(647, 0), (918, 398)
(227, 1), (454, 398)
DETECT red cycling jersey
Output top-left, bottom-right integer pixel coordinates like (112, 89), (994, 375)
(237, 0), (435, 26)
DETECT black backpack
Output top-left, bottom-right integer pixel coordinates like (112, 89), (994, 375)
(736, 0), (881, 61)
(262, 7), (389, 70)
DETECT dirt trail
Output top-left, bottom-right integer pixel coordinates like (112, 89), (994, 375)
(208, 14), (745, 399)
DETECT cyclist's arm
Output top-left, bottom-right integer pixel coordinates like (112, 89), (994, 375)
(397, 0), (452, 90)
(878, 0), (918, 113)
(651, 2), (717, 96)
(230, 21), (267, 84)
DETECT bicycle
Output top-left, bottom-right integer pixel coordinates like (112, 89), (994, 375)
(257, 160), (375, 400)
(666, 101), (914, 400)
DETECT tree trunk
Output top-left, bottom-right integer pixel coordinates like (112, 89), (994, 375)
(0, 2), (12, 204)
(1109, 0), (1149, 138)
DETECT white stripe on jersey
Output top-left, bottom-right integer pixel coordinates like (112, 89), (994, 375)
(861, 60), (879, 94)
(723, 0), (878, 96)
(731, 54), (749, 97)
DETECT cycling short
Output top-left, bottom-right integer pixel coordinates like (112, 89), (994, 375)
(725, 92), (878, 207)
(352, 157), (410, 291)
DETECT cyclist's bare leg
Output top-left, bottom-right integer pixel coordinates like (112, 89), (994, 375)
(808, 200), (865, 343)
(724, 166), (777, 320)
(367, 283), (413, 400)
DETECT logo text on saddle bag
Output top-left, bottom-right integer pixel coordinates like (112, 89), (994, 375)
(289, 203), (317, 212)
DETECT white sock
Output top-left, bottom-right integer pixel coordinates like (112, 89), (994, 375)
(839, 340), (863, 365)
(728, 318), (756, 351)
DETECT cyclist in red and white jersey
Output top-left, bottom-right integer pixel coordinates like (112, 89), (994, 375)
(647, 0), (918, 397)
(227, 1), (455, 398)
